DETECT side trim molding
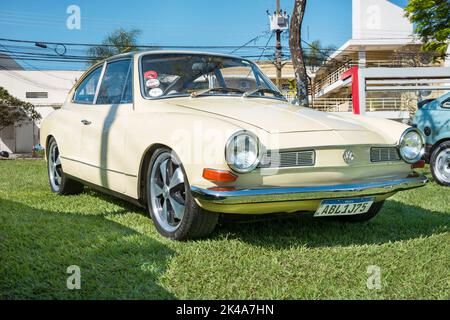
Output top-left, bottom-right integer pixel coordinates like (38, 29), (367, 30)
(66, 173), (145, 208)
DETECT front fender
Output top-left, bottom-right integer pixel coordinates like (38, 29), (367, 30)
(124, 112), (247, 194)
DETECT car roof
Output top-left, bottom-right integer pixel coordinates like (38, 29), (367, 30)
(106, 50), (249, 62)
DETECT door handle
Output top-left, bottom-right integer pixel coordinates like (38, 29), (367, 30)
(81, 119), (92, 125)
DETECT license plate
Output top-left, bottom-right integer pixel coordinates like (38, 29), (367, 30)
(314, 197), (374, 217)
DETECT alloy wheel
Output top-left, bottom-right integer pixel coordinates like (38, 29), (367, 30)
(149, 152), (186, 232)
(48, 141), (62, 192)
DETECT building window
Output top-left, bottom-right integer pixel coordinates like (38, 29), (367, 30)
(26, 92), (48, 99)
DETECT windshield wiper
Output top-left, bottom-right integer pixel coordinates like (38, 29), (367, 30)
(243, 88), (286, 100)
(190, 87), (245, 98)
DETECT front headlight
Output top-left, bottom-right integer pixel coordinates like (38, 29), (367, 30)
(225, 130), (260, 173)
(398, 128), (425, 163)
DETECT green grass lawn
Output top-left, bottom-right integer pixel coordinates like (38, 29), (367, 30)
(0, 160), (449, 300)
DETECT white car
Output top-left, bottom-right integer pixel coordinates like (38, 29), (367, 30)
(40, 51), (428, 240)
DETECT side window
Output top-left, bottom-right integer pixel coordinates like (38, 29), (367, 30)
(96, 60), (132, 105)
(73, 66), (102, 104)
(121, 65), (133, 104)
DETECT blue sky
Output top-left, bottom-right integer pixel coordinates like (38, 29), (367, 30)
(0, 0), (408, 70)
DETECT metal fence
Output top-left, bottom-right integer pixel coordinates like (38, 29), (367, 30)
(313, 59), (437, 95)
(283, 96), (413, 113)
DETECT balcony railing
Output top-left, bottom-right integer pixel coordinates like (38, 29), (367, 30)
(314, 63), (355, 94)
(310, 98), (411, 112)
(311, 98), (352, 112)
(366, 98), (411, 112)
(314, 59), (438, 95)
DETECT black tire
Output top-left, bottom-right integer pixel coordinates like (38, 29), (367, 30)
(430, 141), (450, 187)
(46, 137), (84, 195)
(146, 148), (218, 240)
(332, 201), (385, 223)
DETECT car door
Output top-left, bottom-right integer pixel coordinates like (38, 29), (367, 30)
(78, 59), (134, 194)
(61, 65), (104, 176)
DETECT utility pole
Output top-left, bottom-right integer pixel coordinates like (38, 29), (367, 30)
(268, 1), (289, 90)
(275, 0), (282, 89)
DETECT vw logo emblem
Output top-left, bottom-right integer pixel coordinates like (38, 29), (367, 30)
(343, 150), (355, 164)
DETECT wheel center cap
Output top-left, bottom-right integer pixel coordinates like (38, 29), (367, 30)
(343, 149), (355, 164)
(163, 186), (170, 198)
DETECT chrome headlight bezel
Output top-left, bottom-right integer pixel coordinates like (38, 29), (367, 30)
(398, 128), (425, 164)
(225, 130), (261, 174)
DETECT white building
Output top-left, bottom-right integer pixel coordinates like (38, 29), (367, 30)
(312, 0), (450, 121)
(0, 55), (83, 153)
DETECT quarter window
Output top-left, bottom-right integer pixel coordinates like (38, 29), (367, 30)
(121, 65), (133, 104)
(96, 59), (132, 105)
(73, 66), (102, 104)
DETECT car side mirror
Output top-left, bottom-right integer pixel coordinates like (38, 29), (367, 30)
(418, 99), (435, 109)
(442, 101), (450, 109)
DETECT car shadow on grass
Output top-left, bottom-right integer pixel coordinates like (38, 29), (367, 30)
(0, 199), (175, 300)
(85, 188), (146, 214)
(214, 200), (450, 249)
(84, 186), (449, 249)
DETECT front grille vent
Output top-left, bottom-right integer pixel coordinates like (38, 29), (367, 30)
(259, 150), (315, 168)
(370, 147), (401, 162)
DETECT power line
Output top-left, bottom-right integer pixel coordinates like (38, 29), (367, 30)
(0, 65), (71, 91)
(0, 36), (433, 57)
(255, 32), (275, 62)
(0, 54), (93, 63)
(0, 10), (236, 31)
(0, 36), (445, 72)
(229, 31), (271, 54)
(0, 37), (278, 50)
(0, 48), (99, 60)
(0, 45), (80, 80)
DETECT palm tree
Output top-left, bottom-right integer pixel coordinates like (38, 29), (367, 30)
(87, 28), (142, 65)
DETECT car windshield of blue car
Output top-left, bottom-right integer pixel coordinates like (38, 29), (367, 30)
(140, 53), (284, 100)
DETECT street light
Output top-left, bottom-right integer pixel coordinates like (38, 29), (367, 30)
(34, 42), (67, 56)
(34, 42), (48, 49)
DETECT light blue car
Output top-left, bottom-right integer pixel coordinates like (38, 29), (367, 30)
(413, 92), (450, 186)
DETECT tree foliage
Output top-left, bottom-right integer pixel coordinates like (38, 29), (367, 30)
(405, 0), (450, 58)
(87, 28), (142, 65)
(303, 39), (336, 71)
(0, 87), (41, 132)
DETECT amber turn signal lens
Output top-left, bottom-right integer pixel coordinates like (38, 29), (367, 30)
(202, 168), (237, 182)
(411, 160), (425, 169)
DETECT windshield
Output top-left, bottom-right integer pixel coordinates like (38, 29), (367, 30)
(140, 53), (283, 100)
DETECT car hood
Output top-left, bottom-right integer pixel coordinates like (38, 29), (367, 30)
(167, 97), (369, 133)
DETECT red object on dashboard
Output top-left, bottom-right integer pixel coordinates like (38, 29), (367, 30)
(144, 70), (158, 79)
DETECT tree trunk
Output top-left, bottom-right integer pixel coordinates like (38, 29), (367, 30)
(289, 0), (309, 106)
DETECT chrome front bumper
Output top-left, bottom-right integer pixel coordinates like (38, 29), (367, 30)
(191, 174), (428, 214)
